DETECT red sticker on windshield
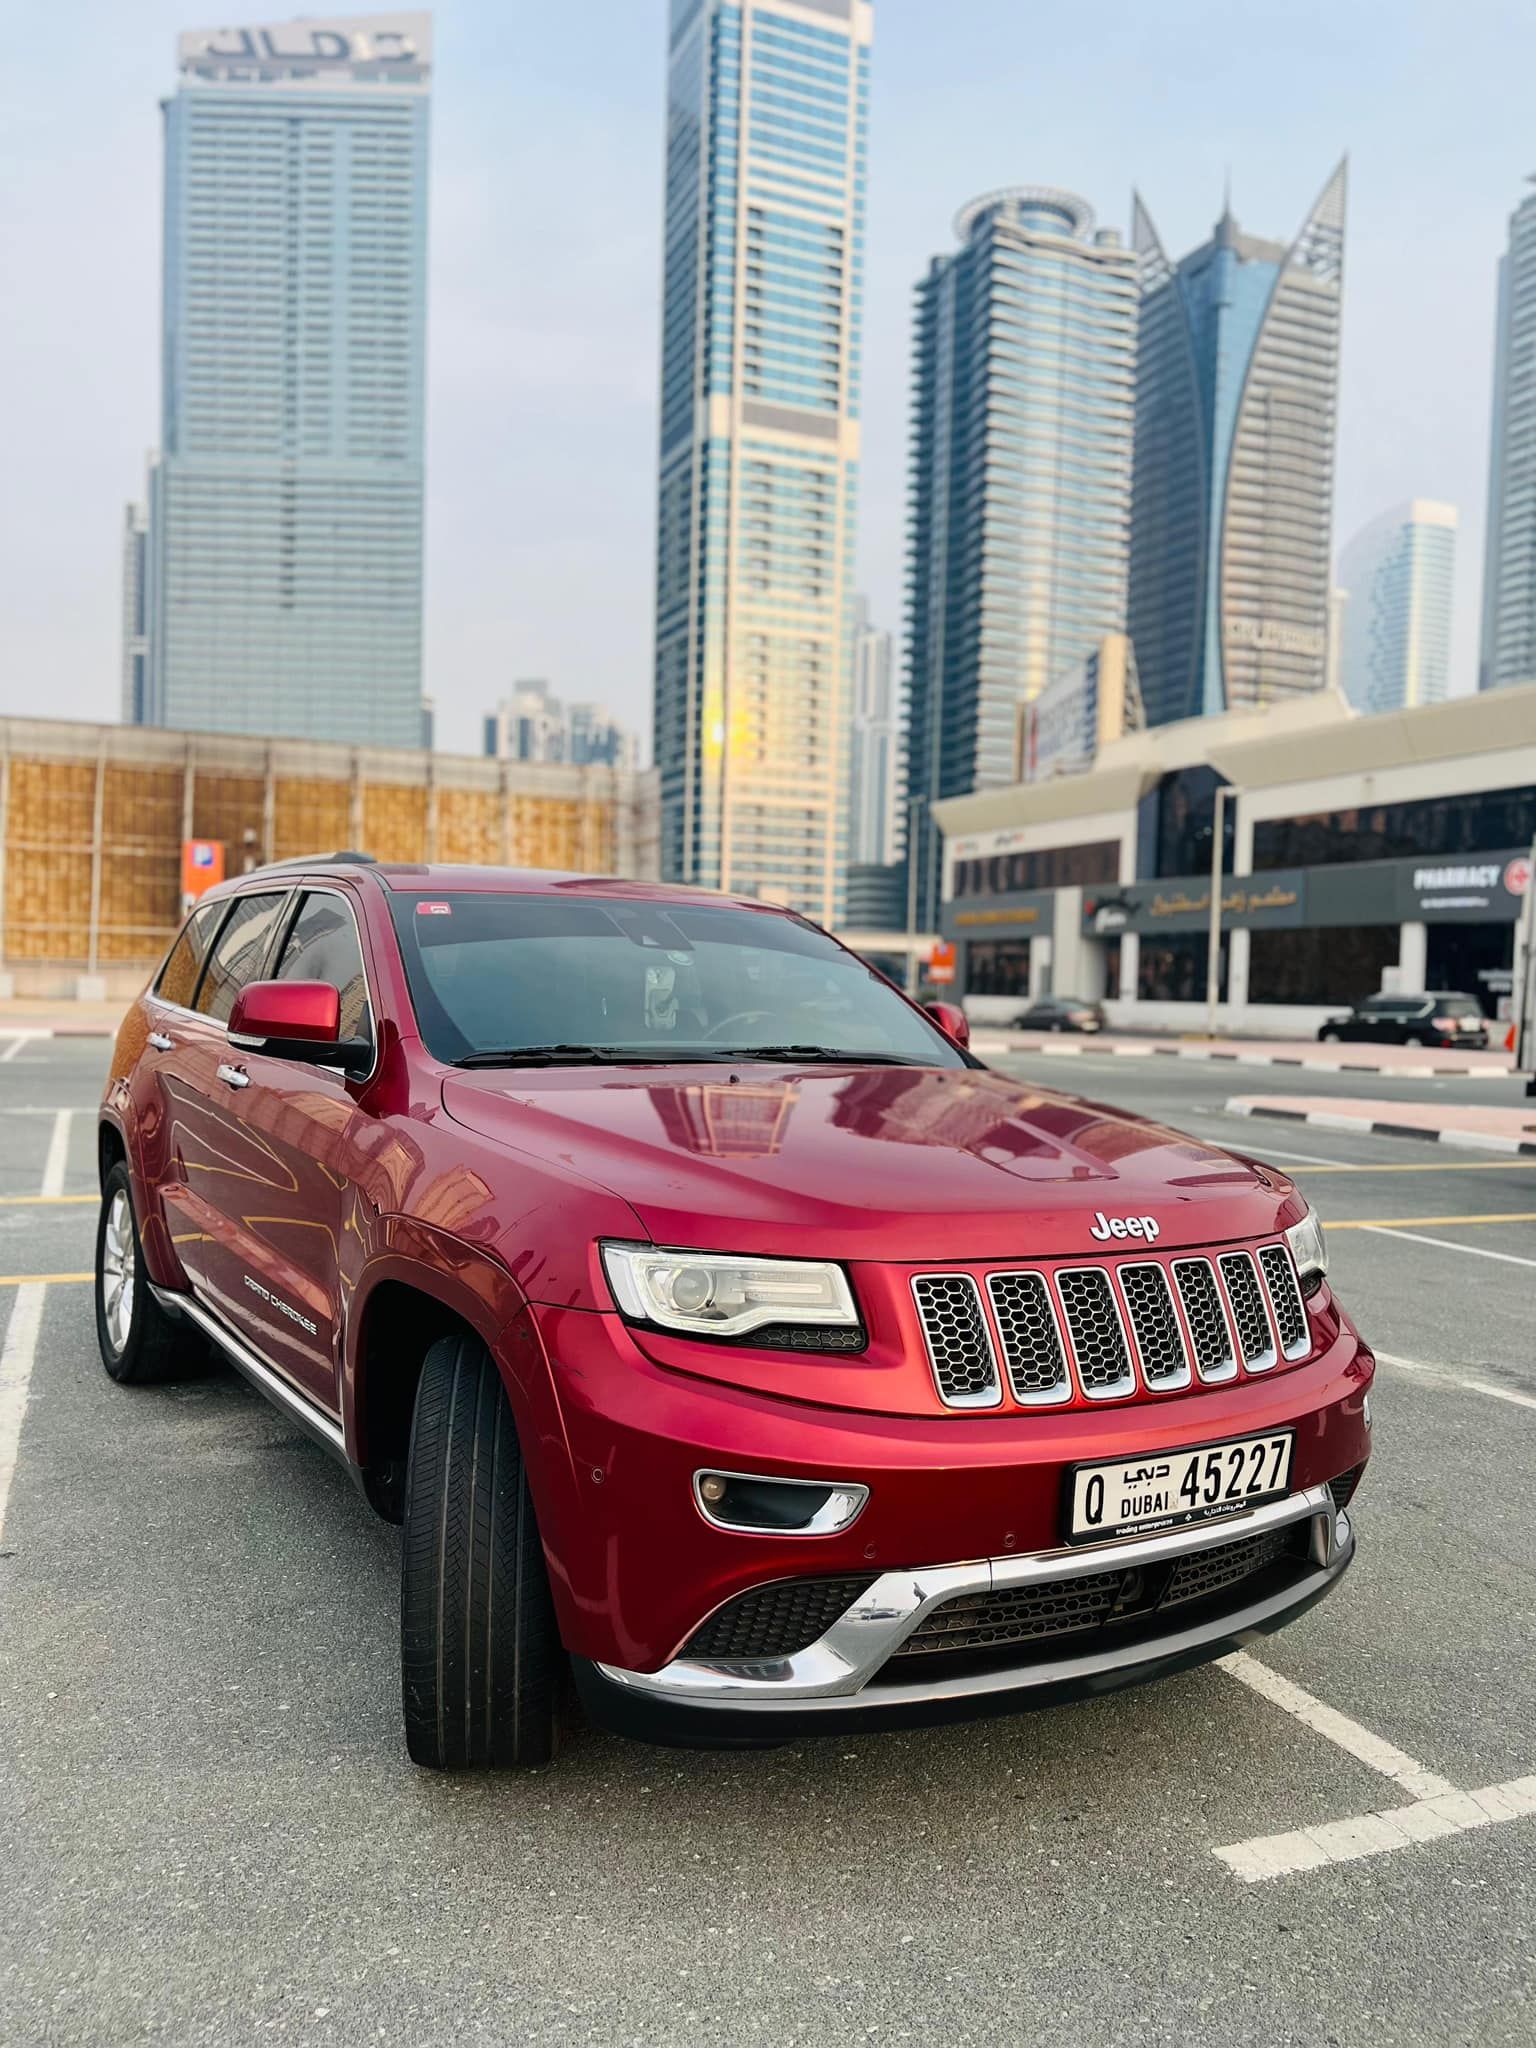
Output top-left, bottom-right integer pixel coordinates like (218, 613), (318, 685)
(417, 901), (452, 916)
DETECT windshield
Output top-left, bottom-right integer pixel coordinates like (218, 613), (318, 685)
(387, 892), (966, 1068)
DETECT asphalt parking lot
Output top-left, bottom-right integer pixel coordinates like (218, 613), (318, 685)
(2, 1036), (1534, 2046)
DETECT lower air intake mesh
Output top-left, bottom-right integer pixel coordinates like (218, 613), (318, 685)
(681, 1575), (876, 1661)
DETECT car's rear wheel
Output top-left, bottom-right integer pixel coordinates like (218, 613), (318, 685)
(1318, 1027), (1341, 1042)
(400, 1332), (560, 1769)
(94, 1163), (199, 1385)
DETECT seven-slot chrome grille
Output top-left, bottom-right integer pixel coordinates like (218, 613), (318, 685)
(911, 1241), (1311, 1412)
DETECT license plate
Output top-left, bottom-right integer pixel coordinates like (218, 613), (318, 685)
(1067, 1431), (1294, 1545)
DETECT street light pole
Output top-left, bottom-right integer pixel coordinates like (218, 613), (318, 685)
(905, 792), (922, 996)
(1205, 784), (1232, 1040)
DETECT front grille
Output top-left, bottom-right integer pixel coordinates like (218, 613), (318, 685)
(1257, 1244), (1309, 1360)
(1329, 1465), (1363, 1511)
(894, 1568), (1126, 1656)
(913, 1240), (1309, 1410)
(682, 1574), (876, 1662)
(889, 1522), (1311, 1674)
(1218, 1252), (1278, 1371)
(1119, 1261), (1190, 1389)
(1055, 1267), (1135, 1398)
(911, 1274), (1000, 1407)
(986, 1271), (1069, 1404)
(1162, 1526), (1293, 1608)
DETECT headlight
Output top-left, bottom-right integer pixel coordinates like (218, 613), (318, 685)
(1285, 1207), (1329, 1297)
(600, 1242), (860, 1341)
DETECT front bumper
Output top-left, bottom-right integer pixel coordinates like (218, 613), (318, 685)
(578, 1482), (1351, 1741)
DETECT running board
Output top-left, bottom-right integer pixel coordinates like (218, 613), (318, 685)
(150, 1284), (347, 1462)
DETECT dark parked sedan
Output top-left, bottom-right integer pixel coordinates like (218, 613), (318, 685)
(1014, 994), (1107, 1034)
(1316, 992), (1489, 1049)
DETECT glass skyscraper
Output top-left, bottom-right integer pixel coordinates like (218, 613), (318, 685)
(135, 14), (431, 747)
(1338, 500), (1456, 716)
(903, 187), (1138, 929)
(1480, 179), (1536, 691)
(848, 596), (898, 867)
(653, 0), (871, 926)
(1128, 165), (1346, 727)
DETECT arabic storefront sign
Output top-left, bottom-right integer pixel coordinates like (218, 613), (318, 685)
(1080, 873), (1307, 937)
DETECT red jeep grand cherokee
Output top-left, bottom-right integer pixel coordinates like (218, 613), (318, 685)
(96, 856), (1372, 1768)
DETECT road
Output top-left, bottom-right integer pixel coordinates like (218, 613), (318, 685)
(1, 1037), (1533, 2046)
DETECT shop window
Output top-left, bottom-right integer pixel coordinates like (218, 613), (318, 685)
(1251, 786), (1536, 872)
(1246, 927), (1399, 1006)
(1136, 932), (1227, 1004)
(965, 941), (1032, 998)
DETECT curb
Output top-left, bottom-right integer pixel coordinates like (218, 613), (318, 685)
(974, 1034), (1510, 1078)
(0, 1028), (114, 1041)
(1224, 1099), (1536, 1158)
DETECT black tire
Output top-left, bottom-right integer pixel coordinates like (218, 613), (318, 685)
(94, 1162), (197, 1385)
(1318, 1028), (1341, 1043)
(400, 1333), (560, 1769)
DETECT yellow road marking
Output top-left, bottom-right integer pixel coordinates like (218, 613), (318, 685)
(0, 1273), (91, 1287)
(1299, 1159), (1536, 1175)
(1328, 1212), (1536, 1231)
(0, 1194), (96, 1206)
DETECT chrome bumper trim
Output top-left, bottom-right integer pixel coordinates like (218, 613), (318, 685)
(596, 1483), (1346, 1713)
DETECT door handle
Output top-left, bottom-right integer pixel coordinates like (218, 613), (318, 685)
(216, 1062), (250, 1090)
(148, 1032), (174, 1052)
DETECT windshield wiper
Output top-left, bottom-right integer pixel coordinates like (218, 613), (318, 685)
(451, 1043), (670, 1068)
(695, 1045), (929, 1067)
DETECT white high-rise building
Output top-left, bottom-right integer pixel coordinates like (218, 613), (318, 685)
(120, 502), (150, 723)
(1338, 501), (1457, 715)
(1481, 179), (1536, 691)
(135, 15), (432, 746)
(848, 601), (899, 867)
(652, 0), (872, 924)
(483, 683), (636, 769)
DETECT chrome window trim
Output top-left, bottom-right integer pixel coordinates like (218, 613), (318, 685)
(146, 881), (379, 1087)
(984, 1269), (1073, 1407)
(910, 1272), (1002, 1410)
(597, 1482), (1343, 1709)
(1170, 1254), (1240, 1384)
(1052, 1263), (1138, 1400)
(1115, 1258), (1193, 1392)
(1217, 1249), (1279, 1373)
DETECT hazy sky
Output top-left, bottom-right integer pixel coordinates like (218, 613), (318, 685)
(3, 0), (1531, 756)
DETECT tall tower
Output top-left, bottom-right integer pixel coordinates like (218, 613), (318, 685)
(903, 188), (1138, 929)
(652, 0), (872, 925)
(848, 598), (899, 867)
(1128, 164), (1346, 726)
(1480, 178), (1536, 691)
(138, 14), (431, 746)
(1338, 500), (1457, 715)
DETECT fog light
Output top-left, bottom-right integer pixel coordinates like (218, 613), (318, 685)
(693, 1469), (868, 1535)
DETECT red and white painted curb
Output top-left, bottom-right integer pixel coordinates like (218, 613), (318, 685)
(972, 1031), (1511, 1078)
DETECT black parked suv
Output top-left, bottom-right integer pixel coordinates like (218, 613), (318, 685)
(1317, 992), (1489, 1049)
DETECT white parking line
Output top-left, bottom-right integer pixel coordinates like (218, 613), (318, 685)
(1217, 1651), (1455, 1800)
(1214, 1653), (1536, 1881)
(1358, 1222), (1536, 1270)
(1217, 1777), (1536, 1882)
(39, 1111), (73, 1200)
(0, 1036), (27, 1063)
(0, 1283), (45, 1540)
(1375, 1351), (1536, 1414)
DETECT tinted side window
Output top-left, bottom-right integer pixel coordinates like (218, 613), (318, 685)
(194, 893), (289, 1024)
(273, 892), (371, 1041)
(155, 901), (225, 1008)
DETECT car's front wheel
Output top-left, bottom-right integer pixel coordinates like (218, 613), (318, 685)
(1318, 1027), (1341, 1042)
(400, 1332), (561, 1769)
(94, 1163), (200, 1385)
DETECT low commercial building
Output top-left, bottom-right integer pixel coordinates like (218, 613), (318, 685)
(932, 685), (1536, 1033)
(0, 715), (659, 998)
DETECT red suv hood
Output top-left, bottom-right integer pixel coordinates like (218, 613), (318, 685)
(440, 1063), (1297, 1263)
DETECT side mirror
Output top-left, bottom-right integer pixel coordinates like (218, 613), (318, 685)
(229, 980), (370, 1067)
(923, 1000), (970, 1049)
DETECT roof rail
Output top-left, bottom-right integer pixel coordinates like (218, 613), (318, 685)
(247, 850), (379, 874)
